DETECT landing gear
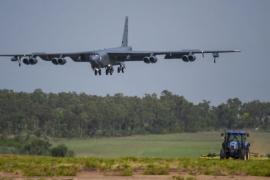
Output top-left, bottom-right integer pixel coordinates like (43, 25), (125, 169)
(106, 66), (114, 75)
(117, 66), (125, 73)
(94, 65), (124, 76)
(94, 68), (102, 76)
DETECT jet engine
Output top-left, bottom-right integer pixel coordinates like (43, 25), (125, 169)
(182, 55), (189, 62)
(188, 55), (196, 62)
(52, 58), (59, 65)
(22, 57), (30, 65)
(182, 55), (196, 62)
(149, 56), (158, 63)
(58, 58), (66, 65)
(143, 56), (150, 64)
(51, 58), (66, 65)
(29, 58), (38, 65)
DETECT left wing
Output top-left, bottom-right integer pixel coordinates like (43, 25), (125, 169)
(108, 49), (240, 63)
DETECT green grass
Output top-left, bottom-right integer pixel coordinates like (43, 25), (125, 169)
(0, 155), (269, 177)
(51, 132), (270, 158)
(0, 132), (269, 177)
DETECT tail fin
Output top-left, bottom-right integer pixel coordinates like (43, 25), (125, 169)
(121, 16), (128, 47)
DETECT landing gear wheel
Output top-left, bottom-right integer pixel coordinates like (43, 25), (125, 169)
(109, 68), (113, 75)
(121, 67), (125, 73)
(94, 69), (98, 76)
(117, 67), (121, 73)
(106, 69), (109, 75)
(98, 69), (101, 75)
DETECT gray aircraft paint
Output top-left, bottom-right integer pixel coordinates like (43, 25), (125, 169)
(0, 16), (239, 76)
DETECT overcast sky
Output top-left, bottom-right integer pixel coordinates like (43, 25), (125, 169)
(0, 0), (269, 105)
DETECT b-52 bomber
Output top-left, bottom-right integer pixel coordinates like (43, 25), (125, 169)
(0, 17), (240, 76)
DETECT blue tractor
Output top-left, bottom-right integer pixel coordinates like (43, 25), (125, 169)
(220, 130), (250, 160)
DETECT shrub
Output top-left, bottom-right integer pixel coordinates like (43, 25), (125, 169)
(0, 146), (18, 154)
(0, 134), (52, 156)
(206, 153), (217, 157)
(172, 176), (185, 180)
(115, 163), (133, 176)
(20, 138), (51, 155)
(51, 144), (68, 157)
(143, 163), (169, 175)
(186, 176), (197, 180)
(50, 144), (74, 157)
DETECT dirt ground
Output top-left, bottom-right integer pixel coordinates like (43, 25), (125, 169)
(1, 171), (270, 180)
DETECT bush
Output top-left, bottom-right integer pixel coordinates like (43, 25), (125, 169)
(172, 176), (185, 180)
(115, 163), (133, 176)
(51, 144), (74, 157)
(20, 137), (51, 155)
(144, 164), (169, 175)
(206, 153), (217, 157)
(0, 146), (18, 154)
(0, 134), (74, 157)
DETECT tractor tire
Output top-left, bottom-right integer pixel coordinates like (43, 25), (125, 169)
(246, 149), (250, 160)
(241, 149), (247, 160)
(220, 149), (225, 160)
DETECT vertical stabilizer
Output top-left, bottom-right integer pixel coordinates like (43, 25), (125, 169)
(121, 16), (128, 47)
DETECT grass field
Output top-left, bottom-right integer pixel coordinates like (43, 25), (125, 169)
(0, 155), (269, 177)
(52, 131), (270, 158)
(0, 132), (269, 178)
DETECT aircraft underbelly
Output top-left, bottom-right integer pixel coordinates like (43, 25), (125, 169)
(98, 55), (110, 67)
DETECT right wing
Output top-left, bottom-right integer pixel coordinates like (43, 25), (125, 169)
(0, 51), (97, 61)
(0, 51), (99, 66)
(108, 49), (240, 63)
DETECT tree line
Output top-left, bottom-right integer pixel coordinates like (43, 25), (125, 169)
(0, 89), (269, 137)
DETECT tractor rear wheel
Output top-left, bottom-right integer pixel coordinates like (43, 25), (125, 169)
(241, 149), (248, 160)
(220, 149), (226, 159)
(246, 149), (249, 160)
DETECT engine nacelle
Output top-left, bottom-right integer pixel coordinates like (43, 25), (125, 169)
(188, 55), (196, 62)
(182, 55), (189, 62)
(149, 56), (158, 63)
(29, 58), (38, 65)
(22, 57), (30, 65)
(52, 58), (59, 65)
(58, 58), (66, 65)
(143, 57), (150, 64)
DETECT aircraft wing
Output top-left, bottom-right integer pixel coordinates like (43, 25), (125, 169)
(0, 51), (97, 62)
(108, 49), (240, 63)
